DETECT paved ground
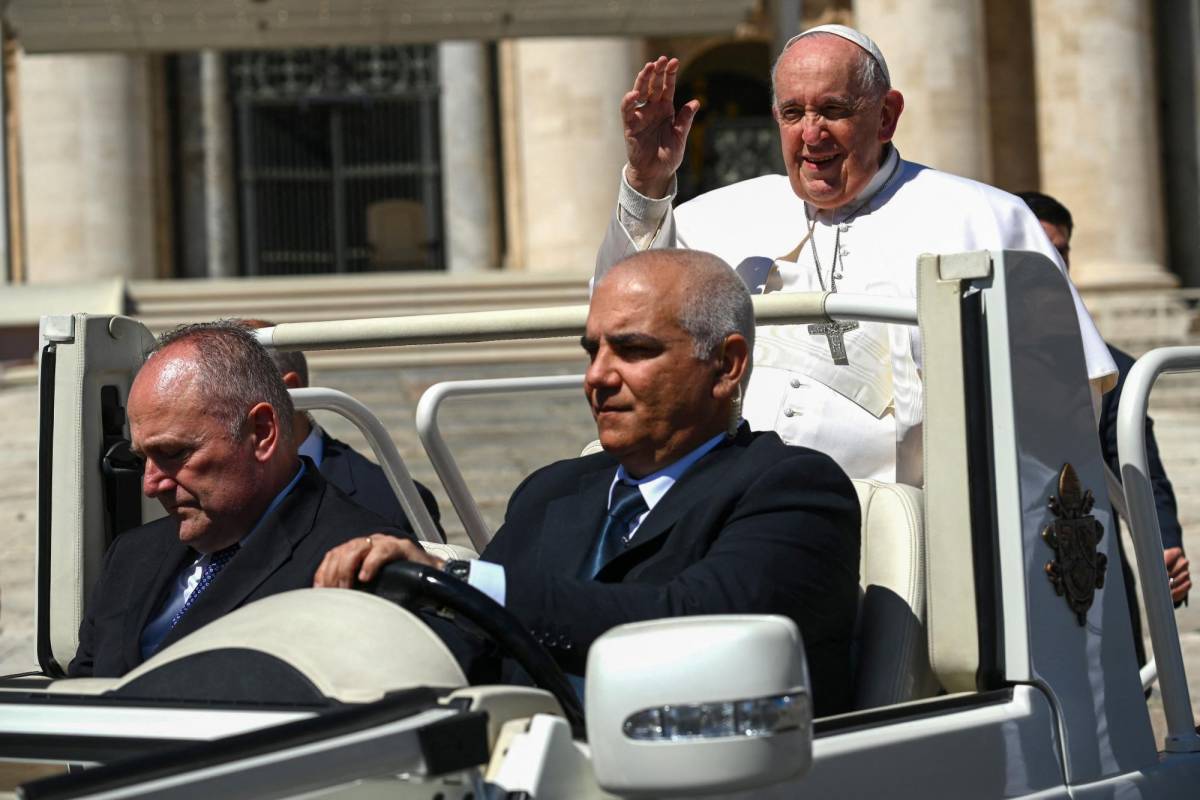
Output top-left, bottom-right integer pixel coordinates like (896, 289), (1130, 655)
(0, 381), (37, 674)
(1, 358), (1198, 748)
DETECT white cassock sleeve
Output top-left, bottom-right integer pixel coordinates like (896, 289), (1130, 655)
(595, 167), (679, 283)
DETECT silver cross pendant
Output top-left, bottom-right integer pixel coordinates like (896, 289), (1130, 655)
(808, 320), (860, 365)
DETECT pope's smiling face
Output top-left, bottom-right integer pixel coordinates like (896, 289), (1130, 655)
(773, 35), (903, 210)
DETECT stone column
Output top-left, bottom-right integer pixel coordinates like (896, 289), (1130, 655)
(983, 0), (1040, 193)
(0, 20), (10, 283)
(499, 38), (637, 273)
(1155, 0), (1198, 288)
(438, 42), (500, 273)
(1031, 0), (1174, 287)
(19, 53), (156, 283)
(854, 0), (992, 182)
(201, 51), (238, 279)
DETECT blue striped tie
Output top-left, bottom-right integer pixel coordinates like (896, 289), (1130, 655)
(580, 481), (647, 580)
(168, 543), (239, 630)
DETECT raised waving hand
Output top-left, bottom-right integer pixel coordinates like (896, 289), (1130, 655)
(622, 56), (700, 199)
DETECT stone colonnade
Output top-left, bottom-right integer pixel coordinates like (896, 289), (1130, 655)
(8, 6), (1186, 287)
(439, 42), (500, 274)
(440, 37), (635, 273)
(496, 38), (636, 272)
(13, 39), (633, 281)
(1029, 0), (1172, 286)
(18, 54), (157, 283)
(855, 0), (993, 185)
(855, 0), (1173, 288)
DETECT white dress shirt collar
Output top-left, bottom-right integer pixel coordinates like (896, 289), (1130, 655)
(298, 421), (325, 468)
(139, 459), (307, 659)
(611, 429), (730, 532)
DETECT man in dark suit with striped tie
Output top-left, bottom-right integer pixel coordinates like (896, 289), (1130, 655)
(316, 249), (862, 716)
(68, 322), (412, 678)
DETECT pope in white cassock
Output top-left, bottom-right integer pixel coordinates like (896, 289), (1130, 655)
(595, 24), (1116, 486)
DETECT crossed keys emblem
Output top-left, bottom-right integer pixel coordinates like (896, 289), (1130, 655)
(1042, 463), (1107, 626)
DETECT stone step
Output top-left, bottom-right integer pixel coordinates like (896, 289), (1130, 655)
(125, 270), (592, 372)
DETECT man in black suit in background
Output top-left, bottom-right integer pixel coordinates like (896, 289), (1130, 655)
(316, 249), (862, 716)
(69, 322), (413, 678)
(239, 318), (441, 532)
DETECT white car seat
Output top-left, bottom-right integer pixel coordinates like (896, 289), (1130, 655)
(851, 479), (940, 709)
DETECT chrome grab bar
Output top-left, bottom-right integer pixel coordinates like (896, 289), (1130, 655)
(1117, 346), (1200, 752)
(290, 387), (445, 544)
(415, 376), (584, 551)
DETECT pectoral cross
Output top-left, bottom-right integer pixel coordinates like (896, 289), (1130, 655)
(808, 320), (859, 366)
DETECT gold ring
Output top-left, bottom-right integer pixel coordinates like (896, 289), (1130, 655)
(365, 536), (374, 548)
(633, 98), (649, 109)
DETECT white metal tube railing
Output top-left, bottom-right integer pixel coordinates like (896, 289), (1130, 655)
(415, 376), (585, 551)
(290, 387), (444, 544)
(405, 294), (920, 550)
(823, 292), (919, 325)
(264, 294), (918, 547)
(1117, 346), (1200, 753)
(1103, 464), (1160, 693)
(253, 293), (918, 352)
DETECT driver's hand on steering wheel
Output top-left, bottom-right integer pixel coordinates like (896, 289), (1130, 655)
(314, 535), (446, 589)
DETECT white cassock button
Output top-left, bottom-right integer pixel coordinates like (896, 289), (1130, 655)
(839, 223), (850, 233)
(839, 247), (850, 257)
(783, 408), (797, 418)
(790, 378), (801, 388)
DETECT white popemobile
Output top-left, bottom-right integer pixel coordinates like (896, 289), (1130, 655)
(0, 250), (1197, 799)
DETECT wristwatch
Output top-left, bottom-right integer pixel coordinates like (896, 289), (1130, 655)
(443, 559), (472, 582)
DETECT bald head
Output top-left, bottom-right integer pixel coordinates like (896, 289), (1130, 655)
(129, 322), (299, 553)
(149, 322), (296, 443)
(597, 249), (755, 383)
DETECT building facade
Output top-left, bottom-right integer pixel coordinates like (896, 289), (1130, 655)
(4, 0), (1199, 291)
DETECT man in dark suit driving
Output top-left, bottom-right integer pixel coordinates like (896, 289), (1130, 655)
(317, 249), (861, 715)
(69, 322), (413, 678)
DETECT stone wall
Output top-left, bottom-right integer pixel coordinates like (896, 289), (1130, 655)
(17, 53), (159, 284)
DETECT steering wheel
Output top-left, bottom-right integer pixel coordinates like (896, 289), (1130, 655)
(364, 560), (586, 739)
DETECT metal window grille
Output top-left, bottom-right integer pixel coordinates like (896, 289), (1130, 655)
(677, 116), (783, 203)
(228, 46), (443, 276)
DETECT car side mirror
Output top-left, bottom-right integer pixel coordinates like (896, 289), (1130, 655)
(585, 615), (813, 798)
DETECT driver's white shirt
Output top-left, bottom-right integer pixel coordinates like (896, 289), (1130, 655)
(467, 431), (728, 605)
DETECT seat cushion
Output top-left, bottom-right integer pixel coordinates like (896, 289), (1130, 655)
(851, 479), (939, 709)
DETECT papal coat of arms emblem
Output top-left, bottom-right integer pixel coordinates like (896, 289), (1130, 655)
(1042, 463), (1108, 626)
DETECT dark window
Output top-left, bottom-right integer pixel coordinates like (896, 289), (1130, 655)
(675, 41), (782, 203)
(228, 47), (443, 276)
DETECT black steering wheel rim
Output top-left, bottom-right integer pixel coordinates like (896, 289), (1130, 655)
(364, 560), (586, 739)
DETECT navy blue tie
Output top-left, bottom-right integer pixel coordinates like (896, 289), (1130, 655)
(580, 481), (647, 579)
(168, 543), (239, 630)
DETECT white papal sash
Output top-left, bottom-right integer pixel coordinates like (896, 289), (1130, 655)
(754, 321), (893, 418)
